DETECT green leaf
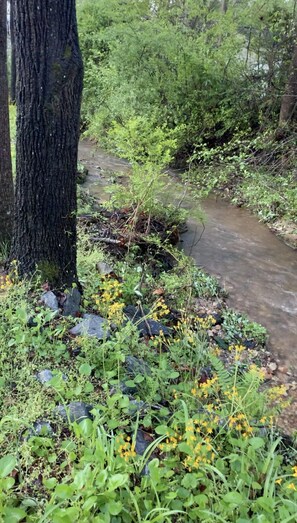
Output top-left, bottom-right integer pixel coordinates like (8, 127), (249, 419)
(155, 424), (169, 435)
(79, 363), (92, 376)
(249, 437), (265, 450)
(0, 455), (16, 478)
(223, 492), (244, 505)
(54, 484), (74, 499)
(43, 477), (58, 490)
(4, 508), (27, 523)
(106, 501), (123, 515)
(107, 473), (128, 491)
(178, 442), (193, 455)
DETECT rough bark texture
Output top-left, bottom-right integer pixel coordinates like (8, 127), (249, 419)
(11, 0), (83, 287)
(10, 0), (16, 103)
(279, 43), (297, 127)
(0, 0), (14, 244)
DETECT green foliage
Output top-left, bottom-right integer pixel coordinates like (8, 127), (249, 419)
(222, 309), (267, 345)
(0, 243), (296, 521)
(78, 0), (296, 158)
(104, 117), (185, 224)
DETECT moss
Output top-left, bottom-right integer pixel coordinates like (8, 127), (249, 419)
(37, 260), (60, 284)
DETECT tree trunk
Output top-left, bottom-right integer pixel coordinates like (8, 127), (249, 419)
(0, 0), (14, 244)
(11, 0), (83, 288)
(221, 0), (228, 14)
(10, 0), (16, 104)
(279, 43), (297, 127)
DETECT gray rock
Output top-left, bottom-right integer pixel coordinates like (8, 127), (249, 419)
(62, 288), (81, 317)
(125, 356), (151, 377)
(96, 261), (114, 276)
(123, 305), (170, 337)
(69, 313), (109, 339)
(41, 291), (59, 311)
(135, 429), (152, 476)
(54, 401), (93, 423)
(24, 420), (54, 440)
(36, 369), (67, 385)
(36, 369), (53, 384)
(138, 318), (171, 338)
(135, 429), (151, 456)
(128, 399), (147, 415)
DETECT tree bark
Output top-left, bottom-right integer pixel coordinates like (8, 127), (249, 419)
(279, 43), (297, 127)
(11, 0), (83, 288)
(0, 0), (14, 244)
(221, 0), (228, 14)
(10, 0), (16, 103)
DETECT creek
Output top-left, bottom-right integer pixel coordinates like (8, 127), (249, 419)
(78, 140), (297, 385)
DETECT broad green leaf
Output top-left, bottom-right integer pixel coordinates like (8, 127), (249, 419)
(0, 455), (16, 478)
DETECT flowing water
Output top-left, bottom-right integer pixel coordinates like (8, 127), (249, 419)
(79, 140), (297, 430)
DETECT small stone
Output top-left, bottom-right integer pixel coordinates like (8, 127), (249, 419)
(36, 369), (53, 384)
(69, 313), (109, 339)
(128, 399), (147, 415)
(135, 429), (151, 456)
(268, 362), (277, 372)
(54, 401), (93, 423)
(96, 261), (114, 276)
(138, 319), (171, 338)
(278, 366), (288, 374)
(125, 356), (151, 377)
(41, 291), (59, 311)
(62, 288), (81, 317)
(36, 369), (67, 384)
(24, 420), (54, 440)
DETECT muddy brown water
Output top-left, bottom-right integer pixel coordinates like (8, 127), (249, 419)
(79, 140), (297, 430)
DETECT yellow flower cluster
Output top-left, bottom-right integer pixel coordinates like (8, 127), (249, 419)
(228, 343), (246, 362)
(249, 364), (266, 380)
(0, 274), (13, 292)
(115, 434), (136, 462)
(195, 315), (216, 330)
(267, 384), (287, 400)
(151, 298), (170, 320)
(92, 277), (124, 324)
(173, 318), (196, 345)
(292, 465), (297, 477)
(191, 375), (219, 399)
(228, 412), (253, 437)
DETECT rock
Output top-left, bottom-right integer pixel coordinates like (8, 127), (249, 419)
(135, 429), (151, 456)
(62, 288), (81, 317)
(123, 305), (170, 338)
(69, 313), (109, 339)
(110, 380), (138, 396)
(23, 420), (54, 440)
(268, 362), (278, 372)
(242, 339), (256, 350)
(96, 261), (114, 276)
(36, 369), (67, 384)
(41, 291), (59, 311)
(36, 369), (54, 384)
(125, 356), (151, 377)
(135, 429), (153, 476)
(278, 366), (288, 374)
(54, 401), (93, 423)
(138, 318), (170, 337)
(128, 399), (147, 415)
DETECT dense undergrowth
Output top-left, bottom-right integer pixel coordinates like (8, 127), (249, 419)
(1, 197), (297, 522)
(183, 131), (297, 234)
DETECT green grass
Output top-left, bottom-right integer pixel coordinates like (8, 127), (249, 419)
(0, 224), (296, 522)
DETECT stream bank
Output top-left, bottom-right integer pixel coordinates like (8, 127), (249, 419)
(78, 140), (297, 433)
